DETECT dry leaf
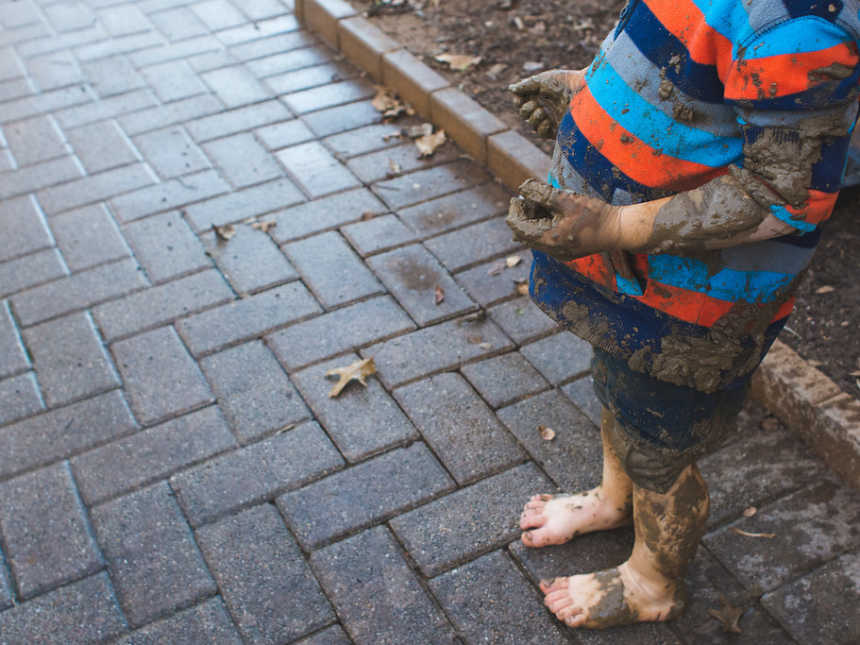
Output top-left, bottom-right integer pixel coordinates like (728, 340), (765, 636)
(251, 220), (277, 233)
(815, 285), (835, 294)
(371, 86), (412, 119)
(708, 596), (744, 634)
(479, 342), (492, 350)
(515, 281), (529, 296)
(505, 255), (522, 268)
(388, 159), (402, 175)
(730, 527), (776, 539)
(416, 129), (447, 157)
(435, 53), (482, 71)
(487, 261), (505, 276)
(466, 334), (484, 344)
(325, 358), (377, 398)
(434, 285), (445, 305)
(361, 211), (377, 221)
(213, 223), (236, 241)
(404, 123), (434, 139)
(538, 425), (556, 441)
(742, 506), (757, 518)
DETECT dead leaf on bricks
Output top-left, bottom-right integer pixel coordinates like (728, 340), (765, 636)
(708, 596), (744, 633)
(515, 281), (529, 296)
(371, 86), (413, 119)
(325, 358), (377, 398)
(415, 130), (447, 157)
(506, 255), (522, 268)
(251, 220), (277, 233)
(730, 527), (776, 539)
(538, 425), (556, 441)
(435, 53), (483, 72)
(434, 285), (445, 305)
(387, 159), (402, 177)
(213, 223), (236, 241)
(404, 123), (434, 139)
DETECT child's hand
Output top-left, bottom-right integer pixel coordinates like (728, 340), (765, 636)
(509, 70), (586, 139)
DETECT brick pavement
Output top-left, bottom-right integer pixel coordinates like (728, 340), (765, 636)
(0, 2), (858, 643)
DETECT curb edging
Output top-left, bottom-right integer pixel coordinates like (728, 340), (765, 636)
(298, 0), (860, 489)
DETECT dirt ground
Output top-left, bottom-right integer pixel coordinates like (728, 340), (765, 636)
(351, 0), (859, 396)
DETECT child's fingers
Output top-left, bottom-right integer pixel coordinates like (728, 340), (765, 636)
(508, 76), (542, 96)
(519, 100), (538, 120)
(518, 178), (559, 210)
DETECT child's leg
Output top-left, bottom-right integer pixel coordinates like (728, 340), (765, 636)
(541, 463), (709, 628)
(519, 407), (633, 547)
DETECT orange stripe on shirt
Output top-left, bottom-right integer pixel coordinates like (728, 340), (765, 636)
(785, 189), (840, 226)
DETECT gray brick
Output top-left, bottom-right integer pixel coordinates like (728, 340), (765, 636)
(0, 78), (34, 104)
(0, 555), (10, 611)
(488, 295), (556, 345)
(191, 0), (246, 31)
(294, 625), (352, 645)
(0, 86), (93, 126)
(341, 213), (418, 256)
(311, 527), (456, 645)
(184, 177), (305, 230)
(49, 203), (131, 271)
(239, 0), (290, 20)
(72, 405), (235, 505)
(278, 443), (454, 549)
(54, 88), (159, 130)
(93, 269), (234, 341)
(247, 46), (331, 79)
(26, 51), (84, 92)
(3, 115), (68, 166)
(123, 211), (209, 283)
(171, 421), (343, 526)
(15, 24), (105, 60)
(323, 122), (404, 158)
(66, 120), (140, 173)
(11, 257), (147, 327)
(186, 99), (291, 142)
(0, 3), (39, 29)
(0, 390), (137, 479)
(112, 325), (214, 424)
(704, 479), (860, 592)
(277, 140), (360, 198)
(197, 504), (333, 643)
(228, 31), (318, 63)
(203, 132), (283, 187)
(397, 183), (509, 237)
(75, 31), (166, 64)
(497, 390), (602, 492)
(200, 340), (310, 442)
(456, 256), (531, 307)
(217, 14), (299, 46)
(133, 126), (210, 179)
(186, 48), (237, 72)
(0, 463), (102, 599)
(0, 301), (29, 378)
(81, 56), (147, 98)
(129, 35), (223, 68)
(23, 311), (120, 407)
(0, 47), (24, 81)
(521, 332), (593, 384)
(44, 3), (97, 32)
(266, 61), (353, 96)
(429, 550), (569, 645)
(0, 156), (83, 201)
(283, 78), (375, 114)
(699, 422), (827, 528)
(256, 118), (315, 150)
(462, 352), (549, 409)
(292, 353), (419, 461)
(98, 4), (153, 36)
(118, 93), (223, 136)
(268, 295), (414, 370)
(368, 244), (476, 326)
(114, 597), (243, 645)
(426, 216), (522, 273)
(347, 141), (460, 185)
(37, 163), (158, 216)
(395, 372), (524, 484)
(0, 573), (127, 644)
(389, 463), (553, 576)
(362, 316), (514, 388)
(149, 7), (209, 42)
(0, 249), (67, 300)
(561, 375), (604, 428)
(269, 187), (385, 243)
(177, 281), (321, 355)
(109, 169), (230, 222)
(0, 372), (43, 426)
(0, 194), (53, 263)
(376, 161), (491, 211)
(0, 148), (13, 172)
(202, 225), (296, 295)
(202, 65), (272, 108)
(141, 60), (207, 102)
(301, 99), (382, 137)
(283, 231), (383, 308)
(92, 482), (217, 627)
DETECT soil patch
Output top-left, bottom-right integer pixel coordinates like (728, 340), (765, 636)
(349, 0), (860, 395)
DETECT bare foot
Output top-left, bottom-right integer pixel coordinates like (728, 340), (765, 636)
(519, 489), (631, 547)
(540, 562), (685, 629)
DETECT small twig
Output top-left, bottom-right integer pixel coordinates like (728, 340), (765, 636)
(730, 527), (776, 539)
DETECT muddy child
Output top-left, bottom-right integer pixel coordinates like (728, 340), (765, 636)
(506, 0), (860, 629)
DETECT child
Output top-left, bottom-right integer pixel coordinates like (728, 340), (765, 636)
(507, 0), (860, 630)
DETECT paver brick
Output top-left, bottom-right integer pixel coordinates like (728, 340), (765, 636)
(216, 15), (300, 47)
(118, 93), (223, 136)
(0, 78), (33, 105)
(123, 211), (210, 283)
(0, 194), (53, 263)
(53, 88), (158, 130)
(0, 390), (137, 479)
(3, 114), (68, 166)
(488, 295), (556, 345)
(0, 249), (67, 300)
(455, 256), (531, 307)
(561, 375), (604, 428)
(50, 204), (130, 272)
(0, 156), (83, 201)
(277, 140), (361, 198)
(114, 596), (242, 645)
(705, 478), (860, 592)
(0, 85), (94, 126)
(462, 352), (549, 409)
(186, 99), (292, 142)
(395, 372), (525, 484)
(197, 504), (334, 643)
(23, 311), (120, 407)
(247, 46), (332, 79)
(203, 225), (297, 295)
(425, 216), (522, 273)
(191, 0), (247, 31)
(171, 421), (343, 526)
(283, 231), (384, 307)
(389, 462), (554, 576)
(283, 78), (375, 114)
(188, 48), (239, 72)
(133, 126), (211, 179)
(0, 301), (29, 379)
(0, 372), (43, 426)
(183, 177), (305, 230)
(430, 87), (506, 163)
(256, 118), (315, 150)
(0, 463), (103, 599)
(269, 186), (385, 243)
(81, 56), (147, 98)
(311, 526), (456, 645)
(266, 61), (354, 96)
(66, 119), (141, 173)
(37, 162), (158, 215)
(44, 3), (97, 33)
(488, 128), (551, 191)
(203, 132), (284, 187)
(301, 98), (382, 137)
(203, 65), (272, 108)
(149, 6), (209, 42)
(129, 35), (222, 68)
(346, 140), (460, 185)
(362, 315), (514, 388)
(72, 405), (236, 505)
(0, 556), (10, 611)
(109, 169), (230, 222)
(239, 0), (291, 21)
(305, 0), (358, 47)
(278, 442), (454, 548)
(368, 244), (476, 326)
(294, 625), (352, 645)
(141, 59), (207, 102)
(292, 353), (419, 461)
(200, 340), (311, 442)
(228, 30), (318, 63)
(521, 331), (593, 384)
(74, 31), (166, 64)
(429, 550), (569, 645)
(11, 257), (147, 327)
(374, 160), (491, 210)
(91, 482), (217, 627)
(338, 16), (400, 82)
(323, 121), (404, 158)
(177, 281), (322, 356)
(0, 46), (23, 81)
(381, 49), (448, 117)
(0, 573), (127, 644)
(98, 4), (153, 37)
(341, 213), (418, 256)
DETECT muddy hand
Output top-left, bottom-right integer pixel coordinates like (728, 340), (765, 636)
(509, 69), (586, 139)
